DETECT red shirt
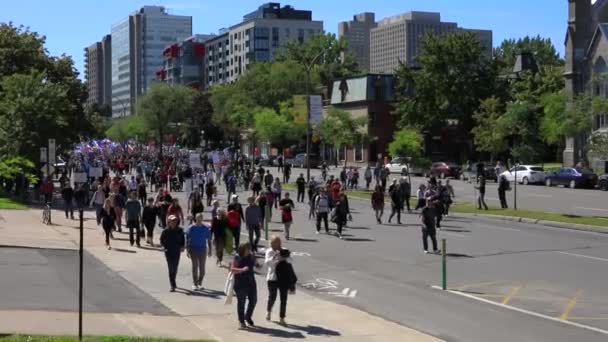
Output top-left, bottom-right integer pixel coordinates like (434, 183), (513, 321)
(167, 204), (183, 219)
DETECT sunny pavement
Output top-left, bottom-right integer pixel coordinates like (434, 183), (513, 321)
(0, 207), (442, 342)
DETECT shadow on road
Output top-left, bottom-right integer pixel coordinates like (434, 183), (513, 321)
(285, 323), (341, 337)
(246, 325), (305, 339)
(111, 247), (137, 254)
(292, 238), (318, 243)
(343, 238), (375, 242)
(138, 245), (164, 252)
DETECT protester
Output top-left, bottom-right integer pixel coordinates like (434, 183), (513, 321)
(475, 175), (489, 210)
(61, 183), (75, 220)
(415, 184), (427, 210)
(167, 198), (185, 226)
(231, 242), (258, 329)
(188, 188), (205, 224)
(498, 175), (510, 209)
(265, 236), (296, 325)
(187, 213), (212, 291)
(160, 215), (185, 292)
(315, 188), (330, 234)
(142, 197), (158, 246)
(388, 180), (403, 225)
(364, 166), (373, 190)
(371, 185), (385, 224)
(245, 196), (262, 253)
(227, 195), (245, 249)
(125, 191), (142, 247)
(279, 192), (295, 240)
(296, 173), (306, 203)
(332, 192), (350, 239)
(272, 178), (282, 209)
(90, 185), (106, 226)
(212, 209), (228, 266)
(420, 202), (439, 254)
(100, 198), (116, 250)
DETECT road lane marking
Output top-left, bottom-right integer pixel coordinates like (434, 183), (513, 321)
(556, 251), (608, 262)
(501, 285), (522, 305)
(431, 286), (608, 336)
(570, 317), (608, 320)
(574, 207), (608, 213)
(559, 290), (584, 320)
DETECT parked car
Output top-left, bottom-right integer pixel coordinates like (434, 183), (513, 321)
(598, 174), (608, 191)
(292, 153), (320, 169)
(500, 165), (546, 185)
(545, 168), (598, 189)
(460, 163), (498, 182)
(386, 157), (409, 174)
(430, 162), (461, 179)
(255, 154), (271, 166)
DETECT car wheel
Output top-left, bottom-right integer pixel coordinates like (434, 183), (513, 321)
(569, 180), (576, 189)
(601, 181), (608, 191)
(522, 177), (529, 185)
(545, 178), (552, 187)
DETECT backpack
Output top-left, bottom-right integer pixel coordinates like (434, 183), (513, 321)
(227, 210), (240, 229)
(316, 196), (329, 212)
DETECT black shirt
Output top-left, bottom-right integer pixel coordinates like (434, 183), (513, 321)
(296, 177), (306, 190)
(142, 205), (158, 226)
(160, 227), (185, 253)
(233, 254), (256, 290)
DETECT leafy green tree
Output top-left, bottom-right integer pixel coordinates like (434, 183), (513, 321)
(540, 91), (596, 146)
(316, 108), (366, 165)
(394, 32), (496, 134)
(0, 156), (38, 189)
(494, 35), (562, 72)
(587, 131), (608, 160)
(472, 97), (509, 159)
(388, 128), (423, 160)
(136, 82), (196, 159)
(105, 115), (149, 143)
(0, 23), (49, 77)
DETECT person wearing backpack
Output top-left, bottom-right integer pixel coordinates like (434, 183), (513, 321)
(265, 236), (297, 325)
(279, 193), (295, 240)
(295, 173), (306, 203)
(274, 248), (297, 325)
(315, 188), (330, 234)
(227, 195), (244, 250)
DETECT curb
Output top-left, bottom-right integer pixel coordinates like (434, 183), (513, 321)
(455, 213), (608, 234)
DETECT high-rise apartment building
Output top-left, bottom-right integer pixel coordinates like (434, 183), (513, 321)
(111, 6), (192, 117)
(369, 11), (492, 73)
(157, 34), (215, 89)
(206, 2), (323, 87)
(84, 35), (112, 109)
(338, 12), (377, 71)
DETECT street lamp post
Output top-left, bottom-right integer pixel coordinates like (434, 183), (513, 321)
(304, 49), (327, 182)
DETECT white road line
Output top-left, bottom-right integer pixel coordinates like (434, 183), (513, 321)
(555, 251), (608, 263)
(574, 207), (608, 213)
(431, 286), (608, 336)
(526, 193), (552, 198)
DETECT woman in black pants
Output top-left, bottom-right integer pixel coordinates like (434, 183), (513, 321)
(231, 242), (258, 329)
(100, 198), (116, 250)
(160, 215), (185, 292)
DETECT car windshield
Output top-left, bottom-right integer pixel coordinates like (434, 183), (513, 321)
(530, 167), (544, 172)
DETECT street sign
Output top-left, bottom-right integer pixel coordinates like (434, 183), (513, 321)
(73, 172), (87, 183)
(40, 147), (47, 163)
(41, 164), (55, 176)
(48, 139), (56, 165)
(293, 95), (307, 125)
(309, 95), (323, 124)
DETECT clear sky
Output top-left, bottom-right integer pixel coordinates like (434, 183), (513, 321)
(2, 0), (567, 77)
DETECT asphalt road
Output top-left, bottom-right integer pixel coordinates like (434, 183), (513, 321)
(0, 247), (172, 315)
(286, 166), (608, 218)
(175, 174), (608, 342)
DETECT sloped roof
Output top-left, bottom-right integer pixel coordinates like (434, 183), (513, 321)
(586, 23), (608, 58)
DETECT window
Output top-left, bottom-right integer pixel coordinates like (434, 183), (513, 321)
(338, 146), (346, 161)
(355, 145), (364, 162)
(272, 27), (279, 48)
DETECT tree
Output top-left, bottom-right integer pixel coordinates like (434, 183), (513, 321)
(540, 91), (597, 146)
(0, 23), (49, 78)
(472, 97), (509, 159)
(388, 128), (424, 162)
(316, 108), (366, 165)
(587, 131), (608, 161)
(105, 115), (149, 143)
(494, 36), (562, 72)
(253, 104), (306, 150)
(136, 82), (196, 159)
(394, 32), (496, 133)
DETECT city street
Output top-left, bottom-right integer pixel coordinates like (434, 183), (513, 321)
(291, 166), (608, 218)
(182, 172), (608, 342)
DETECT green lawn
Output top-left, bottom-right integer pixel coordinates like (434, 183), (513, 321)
(0, 336), (214, 342)
(0, 196), (27, 209)
(451, 202), (608, 229)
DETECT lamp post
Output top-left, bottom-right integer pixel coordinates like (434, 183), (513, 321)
(304, 49), (328, 182)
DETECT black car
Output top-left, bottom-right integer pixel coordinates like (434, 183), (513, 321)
(461, 163), (498, 182)
(597, 174), (608, 191)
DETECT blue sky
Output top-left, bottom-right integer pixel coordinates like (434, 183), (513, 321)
(2, 0), (566, 77)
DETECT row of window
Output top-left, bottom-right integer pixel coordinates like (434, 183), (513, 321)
(337, 145), (365, 162)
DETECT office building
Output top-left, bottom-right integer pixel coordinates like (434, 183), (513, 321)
(157, 34), (215, 89)
(111, 6), (192, 117)
(84, 35), (112, 109)
(338, 12), (377, 71)
(206, 2), (323, 87)
(369, 11), (492, 73)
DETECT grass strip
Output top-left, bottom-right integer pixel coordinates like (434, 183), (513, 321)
(0, 196), (27, 209)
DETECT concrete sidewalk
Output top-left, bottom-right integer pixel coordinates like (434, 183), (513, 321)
(0, 207), (441, 342)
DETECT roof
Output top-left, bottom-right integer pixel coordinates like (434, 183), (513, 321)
(586, 23), (608, 58)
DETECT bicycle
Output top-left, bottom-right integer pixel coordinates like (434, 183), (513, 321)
(42, 202), (52, 225)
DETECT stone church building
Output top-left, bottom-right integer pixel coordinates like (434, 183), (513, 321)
(564, 0), (608, 168)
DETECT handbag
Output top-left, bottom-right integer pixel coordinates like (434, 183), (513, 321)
(224, 272), (234, 305)
(224, 228), (234, 254)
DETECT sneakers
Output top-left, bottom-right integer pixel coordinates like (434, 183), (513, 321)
(246, 319), (255, 327)
(434, 249), (441, 254)
(279, 318), (287, 325)
(339, 234), (343, 240)
(239, 322), (247, 330)
(266, 312), (271, 321)
(315, 231), (320, 235)
(424, 250), (429, 254)
(192, 285), (199, 291)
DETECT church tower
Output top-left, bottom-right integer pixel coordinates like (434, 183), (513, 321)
(564, 0), (594, 166)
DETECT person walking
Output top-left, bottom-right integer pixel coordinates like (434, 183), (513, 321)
(231, 242), (258, 329)
(245, 196), (262, 253)
(444, 179), (455, 215)
(364, 166), (373, 190)
(205, 179), (215, 207)
(307, 177), (317, 203)
(100, 198), (116, 250)
(188, 188), (205, 224)
(332, 192), (350, 239)
(315, 189), (330, 234)
(475, 175), (489, 210)
(137, 179), (147, 206)
(498, 175), (510, 209)
(187, 213), (212, 291)
(400, 177), (412, 212)
(272, 178), (282, 209)
(296, 173), (306, 203)
(371, 186), (385, 224)
(61, 183), (75, 220)
(142, 197), (158, 246)
(264, 170), (273, 188)
(415, 184), (427, 210)
(388, 180), (403, 224)
(420, 202), (439, 254)
(167, 198), (185, 227)
(227, 195), (245, 249)
(279, 193), (295, 240)
(90, 185), (106, 226)
(125, 191), (142, 247)
(160, 215), (185, 292)
(113, 191), (126, 232)
(251, 172), (262, 197)
(265, 236), (295, 325)
(211, 209), (228, 266)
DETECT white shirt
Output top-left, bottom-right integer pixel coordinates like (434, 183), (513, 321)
(265, 248), (280, 281)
